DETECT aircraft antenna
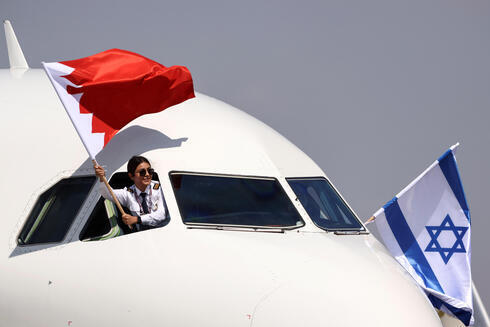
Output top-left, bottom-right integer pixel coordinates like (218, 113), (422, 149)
(3, 20), (29, 69)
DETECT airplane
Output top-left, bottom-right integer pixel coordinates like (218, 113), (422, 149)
(0, 20), (487, 327)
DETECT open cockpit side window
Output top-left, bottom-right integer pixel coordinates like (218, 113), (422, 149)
(18, 176), (95, 245)
(80, 171), (164, 241)
(170, 172), (304, 230)
(79, 198), (123, 241)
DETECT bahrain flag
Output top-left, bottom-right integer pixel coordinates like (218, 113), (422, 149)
(43, 49), (195, 159)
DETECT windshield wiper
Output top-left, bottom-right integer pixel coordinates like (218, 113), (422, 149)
(334, 230), (369, 235)
(186, 224), (286, 233)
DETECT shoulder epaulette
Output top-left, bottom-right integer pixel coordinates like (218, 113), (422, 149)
(126, 187), (134, 193)
(153, 183), (160, 190)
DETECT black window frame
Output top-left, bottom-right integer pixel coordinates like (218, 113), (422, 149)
(286, 176), (366, 232)
(169, 171), (305, 230)
(17, 175), (96, 246)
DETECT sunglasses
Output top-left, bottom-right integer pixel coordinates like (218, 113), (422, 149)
(137, 168), (155, 176)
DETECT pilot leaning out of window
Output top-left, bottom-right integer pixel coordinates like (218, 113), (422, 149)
(94, 156), (166, 231)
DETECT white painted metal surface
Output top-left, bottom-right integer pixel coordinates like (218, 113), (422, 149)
(3, 20), (28, 70)
(0, 68), (445, 326)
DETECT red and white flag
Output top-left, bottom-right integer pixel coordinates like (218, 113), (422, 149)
(43, 48), (195, 159)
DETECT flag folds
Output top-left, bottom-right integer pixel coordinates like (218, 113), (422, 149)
(43, 49), (195, 159)
(369, 144), (473, 325)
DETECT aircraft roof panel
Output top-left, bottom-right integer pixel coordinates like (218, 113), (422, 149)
(0, 69), (325, 179)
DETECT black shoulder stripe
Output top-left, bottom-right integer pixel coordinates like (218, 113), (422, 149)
(127, 187), (134, 193)
(153, 183), (160, 190)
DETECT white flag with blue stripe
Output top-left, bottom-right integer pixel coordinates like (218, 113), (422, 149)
(369, 144), (473, 325)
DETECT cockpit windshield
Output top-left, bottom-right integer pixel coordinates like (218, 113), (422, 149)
(170, 173), (304, 229)
(287, 177), (364, 231)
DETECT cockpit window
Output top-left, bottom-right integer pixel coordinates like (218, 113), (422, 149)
(170, 173), (304, 229)
(287, 177), (364, 231)
(18, 176), (95, 245)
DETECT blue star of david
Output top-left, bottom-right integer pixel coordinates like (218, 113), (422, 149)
(425, 214), (468, 264)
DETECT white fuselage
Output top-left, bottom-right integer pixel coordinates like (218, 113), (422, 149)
(0, 69), (443, 326)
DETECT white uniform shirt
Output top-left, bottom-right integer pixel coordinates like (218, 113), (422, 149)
(99, 180), (167, 227)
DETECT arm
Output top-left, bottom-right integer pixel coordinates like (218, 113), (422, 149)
(98, 181), (129, 204)
(94, 164), (137, 229)
(94, 164), (128, 207)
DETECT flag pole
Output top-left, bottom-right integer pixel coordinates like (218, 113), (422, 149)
(92, 159), (132, 229)
(365, 216), (376, 224)
(472, 281), (490, 326)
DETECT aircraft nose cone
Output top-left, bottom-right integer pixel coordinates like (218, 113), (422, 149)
(250, 237), (443, 327)
(250, 274), (442, 327)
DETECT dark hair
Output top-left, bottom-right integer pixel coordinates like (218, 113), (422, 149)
(127, 156), (150, 175)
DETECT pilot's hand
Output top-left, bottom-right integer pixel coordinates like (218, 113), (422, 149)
(93, 164), (106, 182)
(122, 213), (138, 226)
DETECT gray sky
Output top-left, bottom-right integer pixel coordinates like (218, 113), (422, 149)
(2, 0), (489, 310)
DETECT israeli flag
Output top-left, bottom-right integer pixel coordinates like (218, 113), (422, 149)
(370, 144), (473, 325)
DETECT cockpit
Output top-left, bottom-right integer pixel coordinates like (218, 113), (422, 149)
(17, 169), (365, 247)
